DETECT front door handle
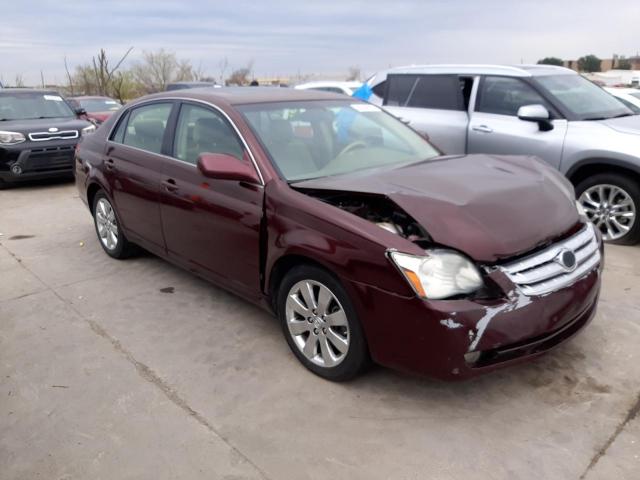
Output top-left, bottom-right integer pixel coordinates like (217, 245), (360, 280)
(162, 178), (178, 193)
(471, 125), (493, 133)
(396, 117), (411, 125)
(105, 158), (115, 171)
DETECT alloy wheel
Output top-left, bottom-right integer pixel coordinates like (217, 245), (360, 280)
(95, 198), (119, 250)
(285, 280), (350, 368)
(579, 184), (636, 241)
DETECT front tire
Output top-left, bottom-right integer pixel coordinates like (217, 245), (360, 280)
(92, 191), (137, 259)
(277, 265), (370, 381)
(576, 173), (640, 245)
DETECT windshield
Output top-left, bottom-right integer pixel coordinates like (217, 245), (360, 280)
(238, 100), (439, 181)
(535, 75), (632, 120)
(79, 98), (122, 112)
(0, 92), (75, 120)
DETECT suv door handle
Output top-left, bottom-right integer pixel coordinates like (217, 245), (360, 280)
(105, 158), (115, 171)
(396, 117), (411, 125)
(472, 125), (493, 133)
(162, 178), (178, 193)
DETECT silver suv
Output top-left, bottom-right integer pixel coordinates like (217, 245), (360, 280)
(366, 65), (640, 244)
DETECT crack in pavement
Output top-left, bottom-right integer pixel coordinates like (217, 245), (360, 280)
(0, 242), (272, 480)
(579, 391), (640, 479)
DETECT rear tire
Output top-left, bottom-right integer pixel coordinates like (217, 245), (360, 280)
(277, 264), (370, 381)
(576, 173), (640, 245)
(92, 190), (138, 259)
(0, 178), (7, 190)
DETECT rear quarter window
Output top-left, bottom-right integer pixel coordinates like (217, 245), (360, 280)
(384, 74), (464, 111)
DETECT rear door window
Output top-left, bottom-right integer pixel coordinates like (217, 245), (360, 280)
(384, 74), (464, 111)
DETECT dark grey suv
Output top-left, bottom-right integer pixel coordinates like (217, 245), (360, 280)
(0, 89), (95, 188)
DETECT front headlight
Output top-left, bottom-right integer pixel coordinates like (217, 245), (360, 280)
(0, 131), (26, 145)
(389, 249), (484, 300)
(81, 125), (96, 136)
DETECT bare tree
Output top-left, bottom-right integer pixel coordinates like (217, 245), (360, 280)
(226, 60), (254, 86)
(90, 47), (134, 95)
(218, 57), (229, 85)
(132, 49), (200, 93)
(14, 74), (25, 88)
(64, 56), (75, 95)
(346, 65), (361, 81)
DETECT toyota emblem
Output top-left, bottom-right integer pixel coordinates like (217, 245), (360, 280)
(554, 248), (577, 272)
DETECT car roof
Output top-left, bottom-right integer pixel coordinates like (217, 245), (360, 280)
(295, 81), (362, 89)
(139, 86), (350, 106)
(376, 64), (576, 78)
(0, 88), (62, 95)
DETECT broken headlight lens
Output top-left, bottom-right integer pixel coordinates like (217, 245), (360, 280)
(389, 249), (484, 300)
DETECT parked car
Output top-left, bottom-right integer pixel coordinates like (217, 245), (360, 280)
(0, 89), (95, 188)
(295, 81), (363, 96)
(365, 65), (640, 244)
(605, 87), (640, 113)
(67, 96), (122, 125)
(75, 88), (602, 381)
(165, 81), (218, 91)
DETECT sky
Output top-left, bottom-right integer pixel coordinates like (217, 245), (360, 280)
(2, 0), (639, 85)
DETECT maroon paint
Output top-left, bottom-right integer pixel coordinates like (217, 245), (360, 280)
(75, 88), (603, 380)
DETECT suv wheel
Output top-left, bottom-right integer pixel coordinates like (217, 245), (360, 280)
(0, 178), (7, 190)
(92, 191), (137, 258)
(277, 265), (370, 381)
(576, 173), (640, 245)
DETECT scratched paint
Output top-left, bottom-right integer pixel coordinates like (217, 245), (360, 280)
(440, 318), (463, 329)
(467, 290), (532, 352)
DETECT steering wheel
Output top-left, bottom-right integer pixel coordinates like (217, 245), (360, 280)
(336, 140), (367, 158)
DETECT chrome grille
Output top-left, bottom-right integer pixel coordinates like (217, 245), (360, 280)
(28, 130), (79, 142)
(499, 223), (601, 296)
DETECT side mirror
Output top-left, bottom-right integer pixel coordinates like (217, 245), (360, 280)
(75, 107), (87, 116)
(197, 152), (260, 184)
(517, 104), (553, 131)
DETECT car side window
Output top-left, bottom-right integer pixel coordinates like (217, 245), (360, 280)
(119, 103), (172, 154)
(384, 75), (417, 106)
(173, 104), (244, 165)
(477, 77), (550, 116)
(111, 111), (129, 144)
(405, 75), (464, 110)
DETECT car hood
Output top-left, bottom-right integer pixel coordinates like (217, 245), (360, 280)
(294, 154), (579, 262)
(0, 117), (91, 134)
(602, 114), (640, 135)
(87, 111), (115, 122)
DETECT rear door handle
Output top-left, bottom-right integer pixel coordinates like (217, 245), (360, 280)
(396, 117), (411, 125)
(471, 125), (493, 133)
(162, 178), (178, 193)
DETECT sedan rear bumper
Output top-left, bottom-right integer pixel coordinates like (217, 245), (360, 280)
(345, 268), (601, 380)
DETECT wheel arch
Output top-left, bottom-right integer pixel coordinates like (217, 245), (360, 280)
(86, 182), (103, 214)
(566, 159), (640, 188)
(267, 254), (335, 313)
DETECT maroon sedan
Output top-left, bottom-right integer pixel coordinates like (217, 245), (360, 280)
(75, 88), (603, 381)
(68, 96), (122, 125)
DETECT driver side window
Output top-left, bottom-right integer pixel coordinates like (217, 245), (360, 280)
(477, 77), (550, 117)
(173, 104), (244, 165)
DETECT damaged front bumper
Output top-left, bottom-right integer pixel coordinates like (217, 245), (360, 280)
(344, 227), (604, 380)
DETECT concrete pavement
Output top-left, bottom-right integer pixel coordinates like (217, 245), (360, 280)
(1, 180), (638, 480)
